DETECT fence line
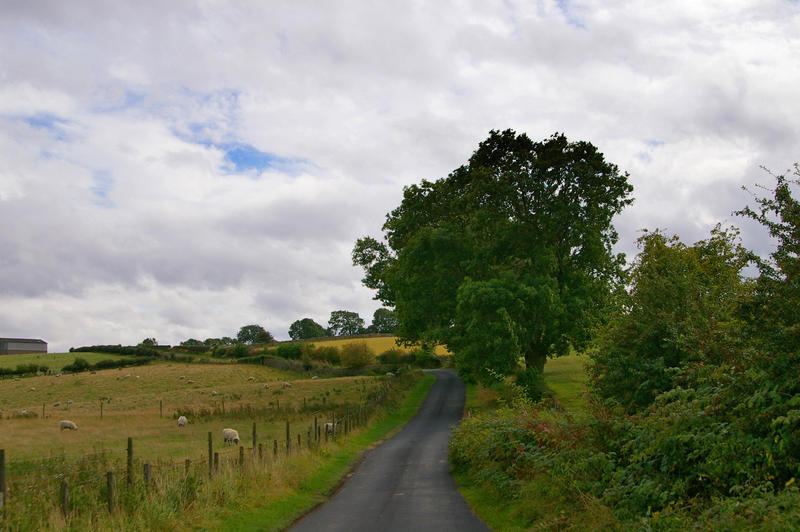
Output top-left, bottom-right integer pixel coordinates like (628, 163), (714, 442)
(0, 372), (404, 527)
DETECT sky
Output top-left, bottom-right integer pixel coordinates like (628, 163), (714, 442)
(1, 1), (799, 352)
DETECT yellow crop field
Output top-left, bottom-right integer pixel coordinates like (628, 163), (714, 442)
(286, 334), (452, 356)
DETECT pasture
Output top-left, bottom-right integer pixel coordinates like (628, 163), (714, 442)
(0, 359), (389, 463)
(0, 351), (127, 370)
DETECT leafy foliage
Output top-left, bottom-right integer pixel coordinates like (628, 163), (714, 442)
(327, 310), (365, 336)
(354, 129), (633, 380)
(288, 318), (328, 340)
(236, 324), (274, 344)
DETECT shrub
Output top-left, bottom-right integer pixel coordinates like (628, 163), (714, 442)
(310, 345), (340, 364)
(275, 343), (305, 360)
(339, 342), (374, 368)
(378, 347), (404, 364)
(62, 357), (90, 373)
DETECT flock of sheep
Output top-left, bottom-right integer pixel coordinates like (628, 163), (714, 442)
(53, 376), (300, 446)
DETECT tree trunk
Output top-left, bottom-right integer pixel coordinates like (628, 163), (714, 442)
(524, 348), (547, 374)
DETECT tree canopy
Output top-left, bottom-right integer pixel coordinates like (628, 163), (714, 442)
(367, 308), (399, 334)
(236, 324), (274, 345)
(288, 318), (328, 340)
(327, 310), (365, 337)
(354, 129), (633, 383)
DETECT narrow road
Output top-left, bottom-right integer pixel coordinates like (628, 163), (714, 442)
(288, 369), (490, 532)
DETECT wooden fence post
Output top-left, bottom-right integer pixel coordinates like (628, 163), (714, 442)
(127, 437), (133, 486)
(1, 449), (6, 518)
(208, 432), (213, 478)
(214, 452), (219, 473)
(159, 400), (163, 418)
(100, 401), (103, 419)
(239, 446), (244, 470)
(106, 471), (114, 513)
(60, 480), (69, 520)
(273, 439), (278, 458)
(258, 443), (263, 462)
(42, 403), (45, 419)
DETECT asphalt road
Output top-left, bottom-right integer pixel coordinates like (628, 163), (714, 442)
(288, 369), (491, 532)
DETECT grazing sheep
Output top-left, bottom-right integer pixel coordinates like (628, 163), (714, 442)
(135, 375), (140, 379)
(311, 376), (318, 380)
(386, 372), (395, 377)
(29, 387), (35, 391)
(59, 420), (78, 431)
(211, 391), (218, 397)
(222, 428), (240, 445)
(179, 375), (186, 379)
(177, 416), (187, 427)
(52, 401), (60, 407)
(282, 381), (292, 388)
(263, 383), (270, 389)
(66, 400), (73, 405)
(56, 373), (62, 377)
(248, 376), (255, 381)
(187, 380), (194, 384)
(124, 374), (131, 379)
(19, 409), (27, 416)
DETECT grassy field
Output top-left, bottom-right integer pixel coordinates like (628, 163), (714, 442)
(542, 353), (589, 412)
(280, 334), (452, 356)
(0, 359), (390, 464)
(0, 351), (128, 370)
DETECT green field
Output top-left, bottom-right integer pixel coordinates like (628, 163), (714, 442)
(0, 351), (127, 370)
(542, 353), (589, 412)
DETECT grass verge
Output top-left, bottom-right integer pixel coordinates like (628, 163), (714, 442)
(211, 372), (436, 532)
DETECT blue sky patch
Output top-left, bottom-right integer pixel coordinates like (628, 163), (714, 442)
(23, 113), (70, 140)
(220, 142), (307, 176)
(90, 170), (115, 207)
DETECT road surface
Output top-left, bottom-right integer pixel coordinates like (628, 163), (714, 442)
(288, 369), (490, 532)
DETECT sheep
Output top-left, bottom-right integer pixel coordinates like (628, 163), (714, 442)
(59, 420), (78, 431)
(386, 372), (395, 377)
(179, 375), (186, 380)
(124, 374), (131, 379)
(66, 400), (73, 405)
(177, 416), (187, 427)
(311, 376), (318, 380)
(187, 380), (194, 384)
(52, 401), (61, 407)
(211, 391), (218, 397)
(56, 373), (62, 377)
(248, 376), (255, 381)
(222, 428), (240, 445)
(324, 422), (335, 434)
(135, 375), (140, 379)
(29, 387), (36, 392)
(282, 381), (292, 388)
(263, 383), (270, 389)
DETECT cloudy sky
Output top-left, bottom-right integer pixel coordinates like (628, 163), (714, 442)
(1, 1), (799, 352)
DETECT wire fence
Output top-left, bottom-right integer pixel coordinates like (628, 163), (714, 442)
(0, 375), (403, 528)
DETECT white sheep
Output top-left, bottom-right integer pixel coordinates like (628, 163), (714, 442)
(177, 416), (187, 427)
(187, 379), (194, 384)
(211, 391), (218, 397)
(386, 372), (395, 377)
(53, 401), (61, 407)
(263, 383), (270, 389)
(282, 381), (292, 388)
(311, 376), (318, 380)
(179, 375), (186, 380)
(222, 428), (240, 445)
(248, 376), (255, 381)
(29, 387), (35, 392)
(124, 374), (131, 379)
(59, 420), (78, 431)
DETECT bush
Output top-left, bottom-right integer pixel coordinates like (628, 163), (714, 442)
(62, 357), (90, 373)
(515, 366), (544, 400)
(378, 347), (404, 364)
(339, 342), (374, 368)
(310, 345), (340, 364)
(274, 343), (305, 360)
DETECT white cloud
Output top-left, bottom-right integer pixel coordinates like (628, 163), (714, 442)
(1, 0), (799, 351)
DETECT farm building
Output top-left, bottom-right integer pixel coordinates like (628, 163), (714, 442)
(0, 338), (48, 355)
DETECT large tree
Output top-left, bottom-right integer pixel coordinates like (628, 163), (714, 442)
(288, 318), (328, 340)
(327, 310), (365, 337)
(353, 130), (633, 381)
(236, 324), (274, 345)
(367, 308), (399, 334)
